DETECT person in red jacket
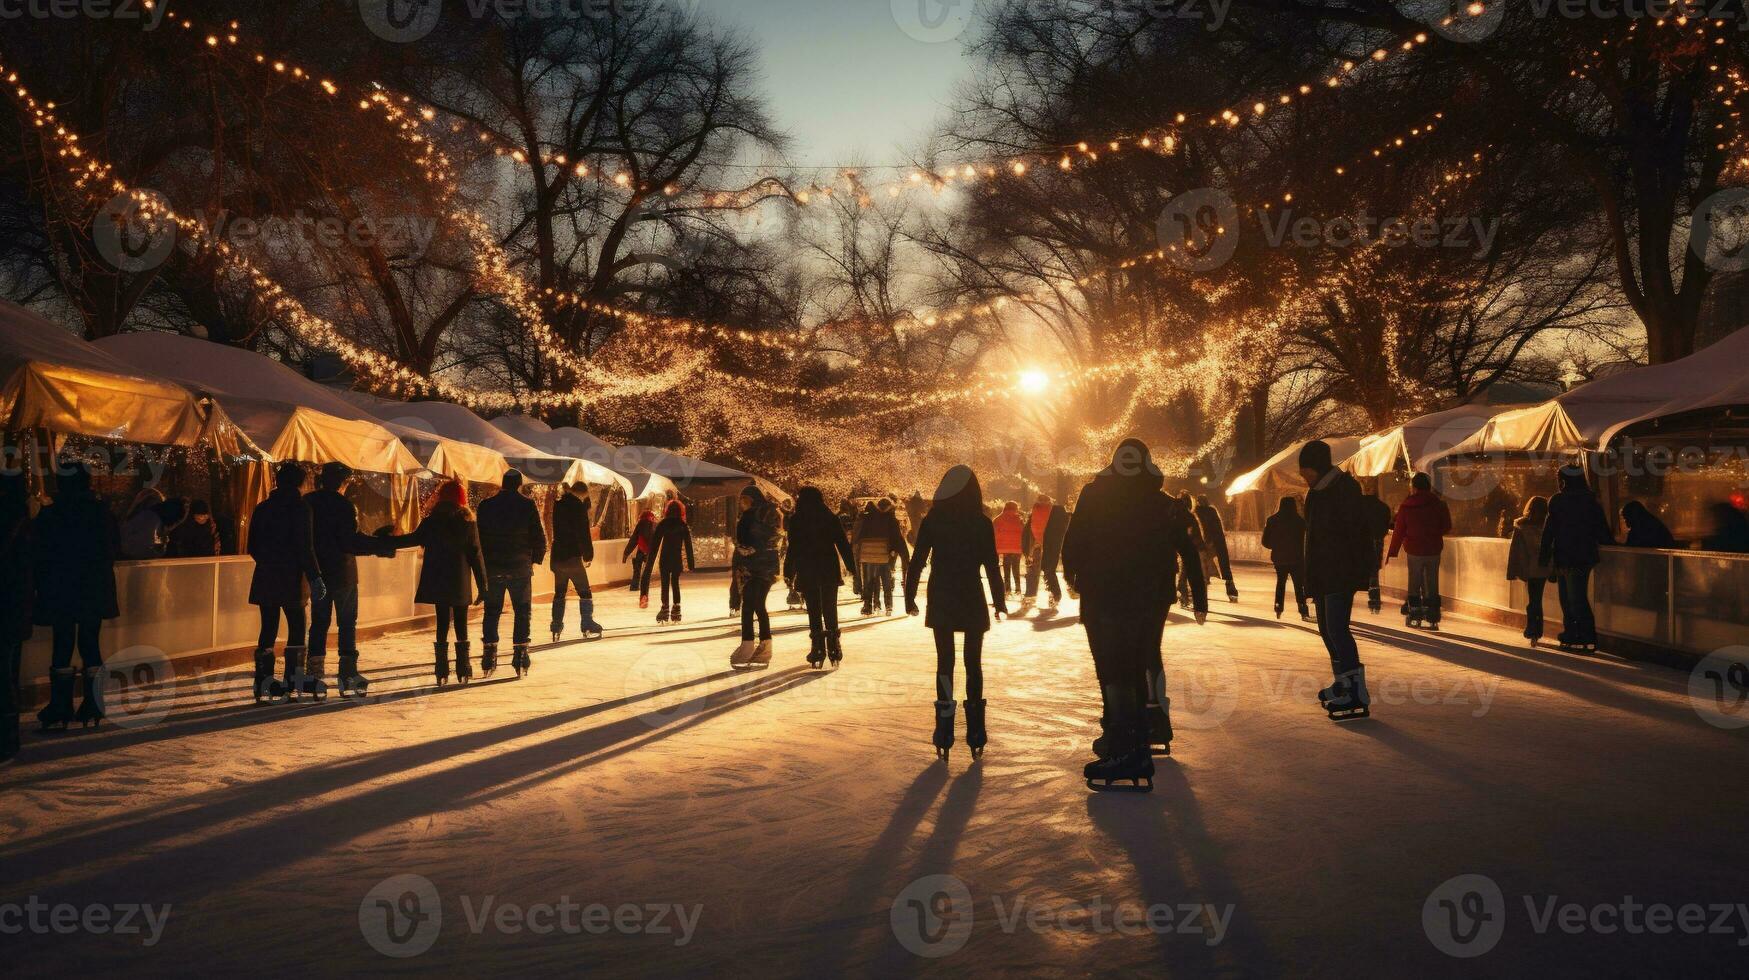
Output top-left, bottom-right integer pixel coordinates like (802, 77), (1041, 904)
(1387, 473), (1454, 629)
(622, 510), (657, 606)
(993, 501), (1025, 596)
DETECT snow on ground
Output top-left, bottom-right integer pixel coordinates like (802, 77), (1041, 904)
(3, 566), (1747, 977)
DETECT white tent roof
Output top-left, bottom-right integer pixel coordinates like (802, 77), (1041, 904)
(1433, 328), (1749, 461)
(93, 333), (424, 475)
(491, 415), (673, 499)
(618, 446), (791, 504)
(0, 302), (217, 448)
(1343, 403), (1507, 478)
(345, 396), (629, 493)
(1226, 437), (1365, 499)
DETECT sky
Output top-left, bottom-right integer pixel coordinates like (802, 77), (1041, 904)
(698, 0), (981, 168)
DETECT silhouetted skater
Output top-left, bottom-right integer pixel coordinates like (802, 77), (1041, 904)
(784, 487), (856, 668)
(1194, 496), (1239, 603)
(731, 486), (783, 669)
(476, 470), (547, 678)
(1539, 465), (1614, 653)
(1299, 441), (1375, 720)
(308, 463), (394, 697)
(247, 462), (328, 703)
(378, 481), (488, 686)
(1262, 497), (1309, 621)
(646, 501), (696, 624)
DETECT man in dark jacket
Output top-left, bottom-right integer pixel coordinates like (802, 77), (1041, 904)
(32, 462), (121, 729)
(248, 462), (327, 702)
(1194, 495), (1239, 603)
(1539, 465), (1615, 650)
(476, 469), (548, 673)
(1062, 439), (1206, 791)
(1361, 492), (1394, 613)
(307, 463), (390, 696)
(1299, 440), (1375, 719)
(853, 498), (909, 616)
(1022, 494), (1070, 611)
(550, 482), (599, 641)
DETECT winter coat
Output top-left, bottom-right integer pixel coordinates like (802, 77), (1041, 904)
(853, 507), (909, 567)
(1539, 488), (1614, 571)
(247, 486), (322, 608)
(1194, 503), (1232, 565)
(1061, 467), (1206, 618)
(476, 488), (548, 578)
(734, 491), (782, 583)
(905, 508), (1005, 632)
(31, 492), (120, 624)
(382, 502), (488, 606)
(1261, 509), (1306, 569)
(1622, 515), (1677, 550)
(1362, 494), (1394, 544)
(167, 518), (221, 559)
(649, 515), (696, 573)
(1, 501), (33, 643)
(1303, 468), (1376, 597)
(904, 494), (927, 545)
(622, 514), (656, 561)
(993, 505), (1025, 556)
(1506, 519), (1552, 582)
(550, 492), (595, 567)
(1388, 490), (1454, 559)
(1022, 505), (1070, 570)
(308, 489), (384, 590)
(784, 510), (855, 589)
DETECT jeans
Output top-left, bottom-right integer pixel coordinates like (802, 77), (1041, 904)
(483, 574), (533, 646)
(861, 561), (894, 608)
(1274, 566), (1307, 614)
(1557, 566), (1596, 644)
(803, 583), (840, 635)
(933, 629), (985, 701)
(1524, 578), (1547, 640)
(741, 576), (773, 641)
(257, 605), (305, 651)
(435, 604), (470, 643)
(1407, 554), (1442, 622)
(1315, 593), (1361, 675)
(1025, 556), (1062, 602)
(552, 559), (593, 631)
(1000, 554), (1021, 594)
(308, 584), (358, 656)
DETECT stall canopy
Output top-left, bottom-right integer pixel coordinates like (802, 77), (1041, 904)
(344, 395), (630, 493)
(617, 446), (790, 504)
(1342, 404), (1506, 478)
(1225, 437), (1365, 499)
(94, 333), (425, 476)
(491, 415), (673, 499)
(1432, 328), (1749, 462)
(1, 301), (218, 448)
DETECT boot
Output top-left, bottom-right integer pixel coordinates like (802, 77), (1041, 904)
(964, 699), (988, 758)
(672, 603), (683, 623)
(337, 652), (369, 698)
(731, 639), (758, 669)
(455, 642), (474, 683)
(1145, 670), (1173, 756)
(1274, 602), (1284, 619)
(752, 638), (774, 666)
(826, 629), (843, 667)
(282, 647), (302, 701)
(298, 650), (328, 702)
(1047, 593), (1060, 612)
(434, 641), (451, 686)
(512, 643), (531, 679)
(1089, 682), (1121, 760)
(252, 648), (284, 704)
(481, 643), (499, 678)
(1085, 721), (1156, 792)
(1427, 597), (1443, 630)
(1323, 666), (1371, 720)
(932, 700), (956, 761)
(579, 598), (603, 638)
(38, 667), (76, 731)
(639, 593), (650, 609)
(806, 632), (827, 669)
(657, 604), (671, 624)
(74, 667), (104, 728)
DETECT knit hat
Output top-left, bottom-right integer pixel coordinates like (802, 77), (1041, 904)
(1298, 440), (1333, 473)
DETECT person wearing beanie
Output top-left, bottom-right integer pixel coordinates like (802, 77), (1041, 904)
(377, 480), (487, 686)
(1298, 439), (1375, 720)
(476, 469), (548, 677)
(549, 481), (601, 642)
(1386, 473), (1453, 629)
(306, 462), (393, 697)
(247, 462), (328, 703)
(731, 485), (783, 667)
(1538, 464), (1615, 651)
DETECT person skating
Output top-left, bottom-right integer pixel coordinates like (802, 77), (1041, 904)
(1062, 440), (1207, 792)
(1506, 496), (1553, 647)
(0, 474), (32, 762)
(1538, 465), (1614, 653)
(647, 501), (696, 624)
(1386, 473), (1453, 630)
(853, 497), (909, 616)
(731, 486), (782, 668)
(1194, 495), (1240, 604)
(1022, 494), (1069, 613)
(247, 463), (328, 703)
(1299, 440), (1377, 720)
(1361, 491), (1394, 613)
(476, 470), (548, 679)
(784, 488), (856, 668)
(378, 481), (488, 685)
(1262, 497), (1310, 621)
(1170, 492), (1207, 608)
(308, 463), (394, 697)
(31, 463), (120, 729)
(905, 465), (1007, 761)
(623, 509), (656, 606)
(905, 491), (927, 547)
(549, 481), (601, 641)
(993, 501), (1024, 598)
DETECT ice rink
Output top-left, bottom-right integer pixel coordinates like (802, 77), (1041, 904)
(3, 566), (1746, 976)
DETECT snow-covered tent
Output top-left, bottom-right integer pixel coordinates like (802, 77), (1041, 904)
(1342, 404), (1506, 478)
(341, 395), (630, 494)
(490, 415), (675, 500)
(1431, 328), (1749, 462)
(0, 301), (221, 449)
(94, 334), (426, 477)
(1225, 437), (1365, 499)
(617, 446), (790, 504)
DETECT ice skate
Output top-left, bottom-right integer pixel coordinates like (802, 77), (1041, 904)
(860, 598), (875, 617)
(884, 598), (895, 617)
(806, 632), (827, 669)
(251, 649), (285, 705)
(1047, 593), (1060, 613)
(932, 700), (956, 761)
(1146, 696), (1173, 757)
(671, 603), (683, 624)
(1274, 602), (1284, 620)
(512, 643), (531, 679)
(730, 639), (758, 669)
(455, 642), (474, 685)
(964, 699), (988, 760)
(550, 625), (563, 644)
(1018, 596), (1036, 616)
(639, 594), (649, 609)
(1226, 588), (1239, 604)
(656, 604), (671, 624)
(433, 641), (451, 687)
(294, 649), (328, 703)
(337, 653), (370, 699)
(787, 587), (803, 611)
(72, 667), (105, 729)
(1320, 666), (1371, 721)
(579, 599), (604, 639)
(751, 638), (774, 666)
(827, 630), (843, 667)
(37, 667), (75, 731)
(481, 643), (499, 679)
(1086, 722), (1155, 793)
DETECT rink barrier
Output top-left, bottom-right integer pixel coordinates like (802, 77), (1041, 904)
(1228, 532), (1744, 666)
(18, 538), (648, 700)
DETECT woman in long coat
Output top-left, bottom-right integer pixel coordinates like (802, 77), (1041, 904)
(783, 487), (856, 669)
(730, 486), (782, 668)
(33, 462), (120, 730)
(646, 500), (696, 624)
(248, 462), (326, 702)
(1, 473), (33, 758)
(905, 465), (1007, 761)
(379, 481), (487, 686)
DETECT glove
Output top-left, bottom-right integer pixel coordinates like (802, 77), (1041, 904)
(310, 577), (328, 605)
(905, 600), (920, 617)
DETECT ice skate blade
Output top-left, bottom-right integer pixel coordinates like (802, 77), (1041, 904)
(1326, 706), (1371, 722)
(935, 747), (951, 761)
(1086, 777), (1153, 793)
(970, 747), (984, 760)
(1148, 744), (1172, 757)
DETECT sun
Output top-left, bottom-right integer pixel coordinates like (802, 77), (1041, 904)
(1018, 369), (1051, 395)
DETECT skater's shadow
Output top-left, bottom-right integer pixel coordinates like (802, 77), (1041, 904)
(1028, 614), (1081, 632)
(868, 765), (984, 972)
(648, 617), (893, 647)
